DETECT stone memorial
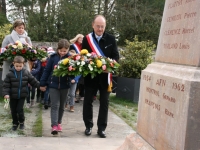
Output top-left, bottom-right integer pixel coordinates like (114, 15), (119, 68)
(118, 0), (200, 150)
(136, 0), (200, 150)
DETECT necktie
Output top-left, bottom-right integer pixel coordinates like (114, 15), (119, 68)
(97, 37), (101, 42)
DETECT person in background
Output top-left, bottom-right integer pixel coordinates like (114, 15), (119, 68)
(65, 49), (81, 112)
(1, 19), (32, 81)
(69, 34), (84, 53)
(82, 15), (119, 138)
(43, 47), (55, 109)
(2, 56), (40, 131)
(69, 34), (84, 102)
(26, 57), (41, 107)
(36, 46), (48, 104)
(40, 39), (71, 135)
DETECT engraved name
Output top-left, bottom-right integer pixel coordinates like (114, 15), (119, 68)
(146, 87), (160, 97)
(165, 109), (174, 118)
(163, 93), (176, 103)
(164, 43), (190, 50)
(168, 0), (183, 9)
(164, 27), (195, 36)
(145, 99), (160, 111)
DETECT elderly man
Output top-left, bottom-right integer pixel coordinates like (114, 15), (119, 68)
(82, 15), (119, 138)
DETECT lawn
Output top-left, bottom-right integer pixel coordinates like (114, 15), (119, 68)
(109, 94), (138, 130)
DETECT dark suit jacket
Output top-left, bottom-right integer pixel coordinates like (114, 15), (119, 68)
(82, 31), (119, 88)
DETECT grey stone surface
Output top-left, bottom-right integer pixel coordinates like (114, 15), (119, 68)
(0, 97), (135, 150)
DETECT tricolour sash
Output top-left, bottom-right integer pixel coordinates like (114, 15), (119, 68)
(86, 33), (112, 92)
(72, 43), (81, 54)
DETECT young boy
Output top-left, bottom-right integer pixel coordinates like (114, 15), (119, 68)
(2, 56), (40, 131)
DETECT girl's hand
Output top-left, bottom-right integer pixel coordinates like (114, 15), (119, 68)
(4, 95), (9, 99)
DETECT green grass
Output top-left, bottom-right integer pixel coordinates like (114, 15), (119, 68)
(32, 104), (43, 137)
(109, 94), (138, 130)
(0, 96), (43, 137)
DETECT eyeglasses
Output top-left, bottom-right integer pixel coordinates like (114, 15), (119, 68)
(95, 25), (105, 29)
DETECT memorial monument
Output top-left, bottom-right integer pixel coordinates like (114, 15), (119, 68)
(118, 0), (200, 149)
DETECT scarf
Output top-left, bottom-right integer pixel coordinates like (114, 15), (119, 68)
(11, 30), (28, 44)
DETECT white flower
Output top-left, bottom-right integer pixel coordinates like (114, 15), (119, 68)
(57, 65), (60, 69)
(81, 61), (85, 66)
(101, 58), (106, 64)
(79, 67), (82, 72)
(58, 60), (63, 64)
(17, 43), (23, 49)
(87, 53), (91, 57)
(77, 61), (80, 65)
(88, 64), (93, 71)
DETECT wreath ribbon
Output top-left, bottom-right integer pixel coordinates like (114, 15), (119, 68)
(4, 98), (10, 109)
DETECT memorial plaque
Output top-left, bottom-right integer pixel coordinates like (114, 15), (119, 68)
(137, 0), (200, 150)
(156, 0), (200, 66)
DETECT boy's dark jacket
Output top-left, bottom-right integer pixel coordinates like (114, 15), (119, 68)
(2, 68), (40, 99)
(40, 53), (71, 89)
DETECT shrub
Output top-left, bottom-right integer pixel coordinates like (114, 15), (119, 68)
(0, 24), (12, 45)
(117, 35), (156, 78)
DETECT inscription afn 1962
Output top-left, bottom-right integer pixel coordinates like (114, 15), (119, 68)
(142, 74), (185, 118)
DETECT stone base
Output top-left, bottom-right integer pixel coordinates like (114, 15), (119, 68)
(116, 133), (155, 150)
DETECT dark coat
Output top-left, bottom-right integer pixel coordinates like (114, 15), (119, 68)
(82, 31), (119, 88)
(40, 53), (71, 89)
(2, 68), (40, 99)
(31, 59), (41, 80)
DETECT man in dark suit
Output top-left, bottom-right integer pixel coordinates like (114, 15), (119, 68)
(82, 15), (119, 138)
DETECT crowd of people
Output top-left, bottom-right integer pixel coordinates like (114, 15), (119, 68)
(1, 15), (119, 138)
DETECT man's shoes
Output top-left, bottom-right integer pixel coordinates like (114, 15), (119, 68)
(97, 130), (106, 138)
(85, 128), (92, 135)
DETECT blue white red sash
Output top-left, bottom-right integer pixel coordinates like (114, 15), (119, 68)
(86, 33), (112, 92)
(72, 43), (81, 54)
(86, 33), (104, 56)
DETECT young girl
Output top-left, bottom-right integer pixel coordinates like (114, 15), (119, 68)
(40, 39), (71, 135)
(2, 56), (40, 131)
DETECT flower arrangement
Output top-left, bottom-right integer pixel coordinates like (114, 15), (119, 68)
(53, 49), (120, 78)
(0, 40), (47, 65)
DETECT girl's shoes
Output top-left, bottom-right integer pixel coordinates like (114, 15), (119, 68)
(51, 125), (58, 135)
(57, 124), (62, 132)
(80, 97), (84, 101)
(70, 106), (74, 112)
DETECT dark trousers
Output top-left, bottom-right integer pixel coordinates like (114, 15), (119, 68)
(37, 88), (44, 99)
(10, 97), (26, 125)
(83, 86), (110, 131)
(78, 84), (85, 97)
(26, 86), (36, 103)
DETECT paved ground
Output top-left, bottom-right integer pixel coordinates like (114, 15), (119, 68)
(0, 98), (135, 150)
